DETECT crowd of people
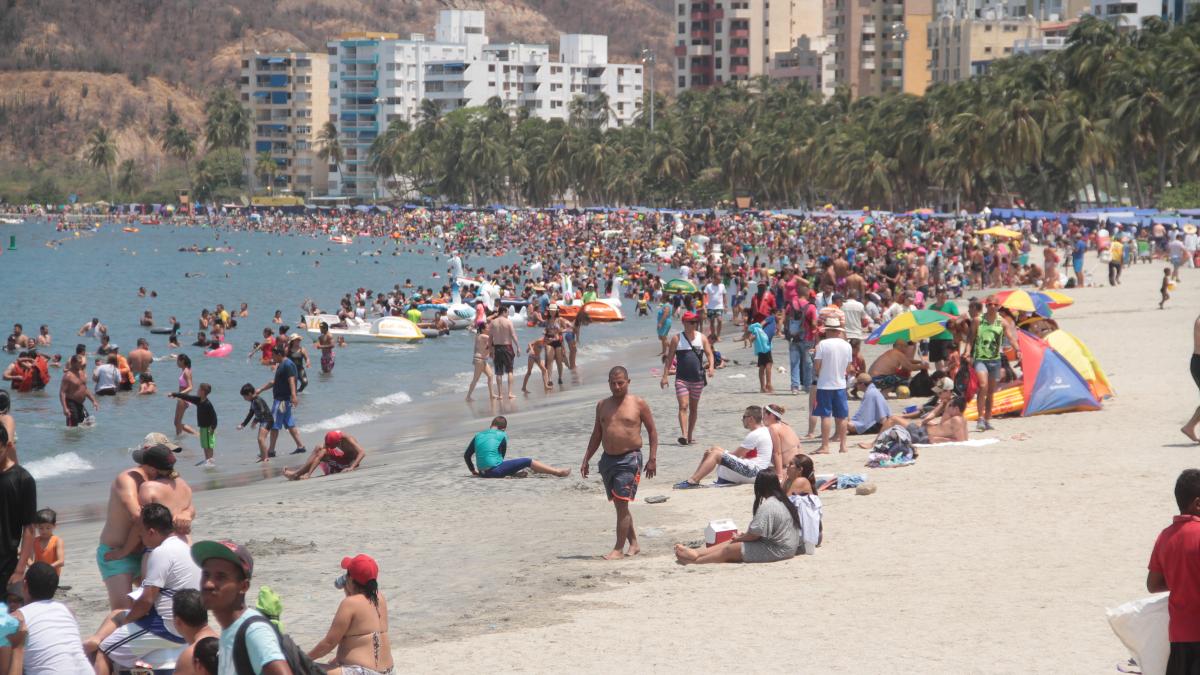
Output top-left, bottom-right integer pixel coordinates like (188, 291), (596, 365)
(3, 204), (1196, 672)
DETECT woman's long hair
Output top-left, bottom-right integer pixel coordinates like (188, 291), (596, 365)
(753, 469), (800, 530)
(177, 354), (191, 369)
(351, 577), (380, 607)
(792, 454), (816, 493)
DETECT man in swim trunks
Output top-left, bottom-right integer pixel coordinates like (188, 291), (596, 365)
(489, 305), (519, 400)
(97, 434), (184, 610)
(1183, 314), (1200, 443)
(284, 430), (366, 480)
(59, 354), (98, 427)
(128, 338), (154, 381)
(867, 341), (927, 395)
(464, 416), (570, 478)
(581, 366), (658, 560)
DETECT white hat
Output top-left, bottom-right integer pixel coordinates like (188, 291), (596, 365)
(823, 317), (843, 330)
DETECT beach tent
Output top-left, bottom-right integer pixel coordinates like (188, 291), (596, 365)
(1017, 330), (1101, 416)
(1043, 329), (1113, 400)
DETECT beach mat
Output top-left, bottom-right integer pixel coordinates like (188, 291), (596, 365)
(914, 438), (1000, 448)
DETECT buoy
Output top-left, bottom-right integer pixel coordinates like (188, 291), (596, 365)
(7, 235), (14, 250)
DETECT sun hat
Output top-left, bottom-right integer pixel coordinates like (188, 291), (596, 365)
(823, 317), (843, 330)
(288, 333), (303, 342)
(335, 554), (379, 589)
(141, 432), (181, 452)
(191, 540), (254, 579)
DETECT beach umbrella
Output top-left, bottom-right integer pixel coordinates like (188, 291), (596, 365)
(866, 309), (954, 345)
(992, 289), (1073, 317)
(976, 225), (1023, 239)
(663, 278), (698, 294)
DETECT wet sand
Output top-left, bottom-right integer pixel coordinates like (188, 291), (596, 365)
(53, 261), (1190, 672)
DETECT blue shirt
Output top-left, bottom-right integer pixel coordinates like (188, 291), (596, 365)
(271, 358), (298, 401)
(851, 384), (891, 432)
(218, 609), (285, 675)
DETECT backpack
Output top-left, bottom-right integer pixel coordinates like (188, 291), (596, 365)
(233, 614), (324, 675)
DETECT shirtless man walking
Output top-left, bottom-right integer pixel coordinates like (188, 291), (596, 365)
(489, 306), (520, 400)
(96, 433), (190, 610)
(128, 338), (154, 380)
(581, 366), (658, 560)
(59, 354), (98, 427)
(1183, 314), (1200, 443)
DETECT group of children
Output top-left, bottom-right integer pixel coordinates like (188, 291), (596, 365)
(166, 381), (279, 467)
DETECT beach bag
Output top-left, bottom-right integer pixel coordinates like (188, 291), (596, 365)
(232, 614), (324, 675)
(1106, 593), (1169, 675)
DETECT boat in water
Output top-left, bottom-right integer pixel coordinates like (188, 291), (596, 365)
(557, 301), (624, 322)
(303, 314), (423, 342)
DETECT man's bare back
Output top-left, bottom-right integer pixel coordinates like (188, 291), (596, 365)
(99, 469), (150, 548)
(128, 347), (153, 374)
(140, 477), (195, 536)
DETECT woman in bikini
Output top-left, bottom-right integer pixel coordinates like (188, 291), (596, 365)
(465, 322), (497, 401)
(763, 404), (801, 471)
(543, 310), (566, 385)
(172, 354), (197, 436)
(308, 554), (395, 675)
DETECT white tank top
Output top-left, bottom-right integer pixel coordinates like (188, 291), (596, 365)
(19, 600), (93, 674)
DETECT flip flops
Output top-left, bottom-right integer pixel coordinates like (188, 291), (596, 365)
(673, 480), (703, 490)
(677, 436), (689, 445)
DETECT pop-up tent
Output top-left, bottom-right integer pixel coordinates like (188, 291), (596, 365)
(965, 330), (1103, 420)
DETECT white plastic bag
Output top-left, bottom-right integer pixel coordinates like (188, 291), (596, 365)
(1107, 593), (1170, 675)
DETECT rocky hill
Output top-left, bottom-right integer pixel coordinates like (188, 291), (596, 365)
(0, 0), (673, 165)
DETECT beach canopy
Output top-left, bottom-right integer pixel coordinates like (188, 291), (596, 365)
(977, 226), (1023, 239)
(1017, 330), (1101, 416)
(866, 309), (953, 345)
(663, 278), (698, 294)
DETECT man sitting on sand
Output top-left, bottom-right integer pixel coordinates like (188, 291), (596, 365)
(846, 373), (890, 436)
(464, 416), (570, 478)
(864, 393), (968, 446)
(867, 340), (928, 395)
(284, 430), (366, 480)
(673, 406), (774, 489)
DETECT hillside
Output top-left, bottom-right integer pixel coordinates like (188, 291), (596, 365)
(0, 0), (673, 171)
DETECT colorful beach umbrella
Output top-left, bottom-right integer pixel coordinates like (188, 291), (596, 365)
(663, 278), (698, 294)
(976, 225), (1023, 239)
(992, 289), (1073, 317)
(866, 309), (953, 345)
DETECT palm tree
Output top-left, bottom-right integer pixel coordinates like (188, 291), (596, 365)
(116, 159), (141, 199)
(254, 152), (278, 194)
(316, 120), (344, 182)
(85, 126), (118, 198)
(161, 122), (196, 194)
(203, 88), (250, 150)
(367, 119), (411, 197)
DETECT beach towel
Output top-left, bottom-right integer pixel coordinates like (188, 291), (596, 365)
(816, 473), (869, 491)
(914, 438), (1001, 448)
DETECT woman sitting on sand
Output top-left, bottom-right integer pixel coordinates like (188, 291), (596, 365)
(308, 554), (396, 675)
(785, 454), (823, 555)
(674, 470), (800, 565)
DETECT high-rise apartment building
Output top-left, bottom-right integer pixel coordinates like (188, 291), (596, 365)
(423, 34), (644, 126)
(672, 0), (824, 92)
(827, 0), (933, 97)
(239, 51), (330, 198)
(928, 15), (1038, 84)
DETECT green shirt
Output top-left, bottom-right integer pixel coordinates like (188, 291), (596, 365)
(929, 300), (959, 341)
(472, 429), (507, 471)
(974, 318), (1004, 361)
(406, 308), (422, 324)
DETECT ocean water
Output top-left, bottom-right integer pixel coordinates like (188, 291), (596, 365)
(0, 219), (656, 511)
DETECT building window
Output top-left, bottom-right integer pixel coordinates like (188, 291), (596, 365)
(984, 46), (992, 53)
(679, 21), (686, 33)
(679, 75), (687, 87)
(679, 2), (686, 13)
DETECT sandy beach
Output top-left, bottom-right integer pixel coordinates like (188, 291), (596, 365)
(50, 261), (1191, 672)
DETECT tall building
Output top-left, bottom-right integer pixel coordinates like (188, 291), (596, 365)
(1012, 18), (1077, 56)
(238, 51), (329, 198)
(928, 15), (1038, 84)
(423, 34), (644, 126)
(672, 0), (824, 92)
(827, 0), (933, 98)
(768, 35), (836, 98)
(1090, 0), (1160, 26)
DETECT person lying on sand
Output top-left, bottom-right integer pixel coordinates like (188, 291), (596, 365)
(284, 430), (365, 480)
(463, 416), (569, 478)
(674, 470), (800, 565)
(859, 394), (969, 448)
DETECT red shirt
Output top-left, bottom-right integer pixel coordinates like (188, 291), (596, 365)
(1149, 515), (1200, 642)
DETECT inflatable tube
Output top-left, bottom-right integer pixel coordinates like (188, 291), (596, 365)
(420, 328), (443, 338)
(964, 384), (1024, 421)
(205, 343), (233, 358)
(122, 227), (140, 233)
(499, 298), (529, 309)
(149, 327), (176, 335)
(417, 303), (448, 311)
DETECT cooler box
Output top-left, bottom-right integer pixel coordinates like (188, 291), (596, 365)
(705, 519), (737, 547)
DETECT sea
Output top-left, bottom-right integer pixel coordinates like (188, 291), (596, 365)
(0, 218), (662, 516)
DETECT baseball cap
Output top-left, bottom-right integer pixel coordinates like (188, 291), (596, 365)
(141, 432), (181, 452)
(324, 430), (344, 447)
(191, 540), (254, 580)
(132, 444), (181, 473)
(682, 311), (699, 322)
(933, 377), (956, 393)
(335, 554), (379, 589)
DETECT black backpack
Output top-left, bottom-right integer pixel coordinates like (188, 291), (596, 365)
(232, 614), (324, 675)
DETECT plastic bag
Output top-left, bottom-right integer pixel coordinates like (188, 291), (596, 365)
(1107, 593), (1169, 675)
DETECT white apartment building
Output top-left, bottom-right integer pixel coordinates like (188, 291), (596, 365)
(423, 34), (644, 126)
(326, 10), (643, 198)
(1090, 0), (1160, 26)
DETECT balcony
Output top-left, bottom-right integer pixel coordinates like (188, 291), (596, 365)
(730, 64), (749, 75)
(1012, 36), (1067, 54)
(674, 44), (688, 56)
(884, 58), (903, 69)
(690, 62), (712, 74)
(730, 46), (749, 56)
(862, 58), (876, 70)
(688, 44), (714, 56)
(730, 28), (750, 38)
(883, 75), (903, 88)
(691, 29), (711, 39)
(863, 41), (876, 52)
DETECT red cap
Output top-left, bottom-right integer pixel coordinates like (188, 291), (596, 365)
(341, 554), (379, 585)
(682, 311), (699, 322)
(324, 430), (343, 447)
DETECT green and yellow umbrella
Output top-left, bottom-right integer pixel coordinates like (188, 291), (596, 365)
(663, 278), (698, 295)
(866, 309), (954, 345)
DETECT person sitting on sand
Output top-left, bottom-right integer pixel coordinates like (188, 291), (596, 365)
(305, 554), (396, 674)
(284, 430), (366, 480)
(463, 416), (570, 478)
(867, 340), (928, 395)
(877, 377), (956, 432)
(674, 469), (800, 565)
(673, 406), (774, 489)
(846, 372), (890, 436)
(864, 393), (968, 446)
(784, 454), (823, 555)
